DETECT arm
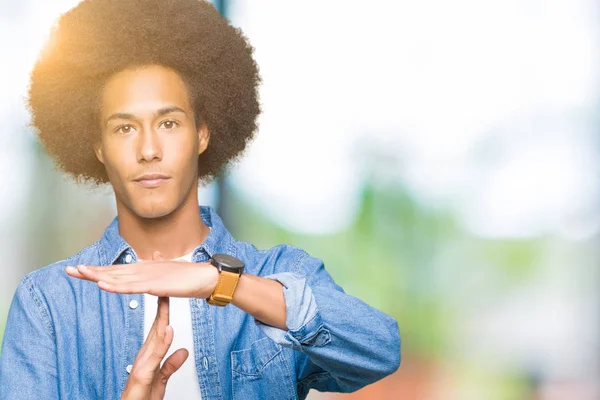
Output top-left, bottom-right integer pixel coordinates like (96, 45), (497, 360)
(231, 273), (288, 330)
(0, 276), (59, 399)
(65, 248), (401, 393)
(243, 251), (401, 393)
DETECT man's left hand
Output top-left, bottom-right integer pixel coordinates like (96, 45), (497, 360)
(64, 251), (219, 298)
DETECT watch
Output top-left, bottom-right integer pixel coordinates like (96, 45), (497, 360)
(206, 254), (245, 306)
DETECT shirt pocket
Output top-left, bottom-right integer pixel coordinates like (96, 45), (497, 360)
(231, 336), (296, 400)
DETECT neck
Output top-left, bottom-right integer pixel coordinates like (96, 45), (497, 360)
(115, 186), (210, 261)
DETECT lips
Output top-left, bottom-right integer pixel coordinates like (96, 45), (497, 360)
(133, 173), (171, 188)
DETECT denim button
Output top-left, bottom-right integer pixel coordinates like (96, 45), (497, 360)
(202, 357), (209, 370)
(125, 254), (133, 263)
(126, 364), (133, 374)
(129, 300), (139, 309)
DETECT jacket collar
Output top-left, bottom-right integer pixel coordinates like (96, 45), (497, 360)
(99, 205), (236, 265)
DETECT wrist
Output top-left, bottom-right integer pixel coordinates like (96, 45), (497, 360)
(121, 382), (147, 400)
(205, 263), (219, 298)
(206, 254), (244, 306)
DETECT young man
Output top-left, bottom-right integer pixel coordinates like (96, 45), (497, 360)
(0, 0), (401, 399)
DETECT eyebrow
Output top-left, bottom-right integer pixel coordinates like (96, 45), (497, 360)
(104, 106), (188, 126)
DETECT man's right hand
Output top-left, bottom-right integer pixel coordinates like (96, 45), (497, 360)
(121, 252), (189, 400)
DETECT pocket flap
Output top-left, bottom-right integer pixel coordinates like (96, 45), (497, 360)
(231, 336), (283, 376)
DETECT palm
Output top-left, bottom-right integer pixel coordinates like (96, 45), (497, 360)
(65, 250), (219, 298)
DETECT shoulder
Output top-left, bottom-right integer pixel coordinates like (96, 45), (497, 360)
(231, 240), (317, 276)
(20, 241), (102, 300)
(5, 242), (105, 343)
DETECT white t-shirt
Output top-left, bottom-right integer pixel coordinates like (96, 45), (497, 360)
(139, 251), (202, 400)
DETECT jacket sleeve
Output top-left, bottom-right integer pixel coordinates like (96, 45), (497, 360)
(254, 250), (401, 394)
(0, 275), (59, 399)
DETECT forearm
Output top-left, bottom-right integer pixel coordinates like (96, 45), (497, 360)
(231, 273), (288, 331)
(251, 251), (401, 393)
(295, 284), (400, 390)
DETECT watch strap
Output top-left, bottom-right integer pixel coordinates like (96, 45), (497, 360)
(207, 270), (241, 306)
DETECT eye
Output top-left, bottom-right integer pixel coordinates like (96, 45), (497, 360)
(115, 124), (134, 134)
(160, 120), (179, 130)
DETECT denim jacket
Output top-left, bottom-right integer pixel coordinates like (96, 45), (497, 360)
(0, 205), (401, 399)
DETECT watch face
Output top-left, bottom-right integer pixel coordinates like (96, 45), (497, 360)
(211, 254), (245, 274)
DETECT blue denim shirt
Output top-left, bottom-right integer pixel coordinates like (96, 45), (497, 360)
(0, 205), (401, 399)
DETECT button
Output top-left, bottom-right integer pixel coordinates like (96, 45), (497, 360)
(129, 300), (139, 309)
(202, 357), (209, 370)
(126, 364), (133, 374)
(125, 254), (133, 263)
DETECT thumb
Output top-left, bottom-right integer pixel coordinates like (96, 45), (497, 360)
(152, 251), (164, 261)
(158, 348), (189, 384)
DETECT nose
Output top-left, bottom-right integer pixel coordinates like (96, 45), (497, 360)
(138, 128), (162, 162)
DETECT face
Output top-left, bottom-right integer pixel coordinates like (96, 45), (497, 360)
(94, 64), (209, 219)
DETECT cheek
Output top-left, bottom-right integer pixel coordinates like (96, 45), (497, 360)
(166, 136), (199, 171)
(100, 144), (133, 182)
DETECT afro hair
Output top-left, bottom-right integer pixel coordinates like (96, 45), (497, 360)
(28, 0), (261, 187)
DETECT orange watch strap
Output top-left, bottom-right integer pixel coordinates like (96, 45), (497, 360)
(207, 270), (241, 306)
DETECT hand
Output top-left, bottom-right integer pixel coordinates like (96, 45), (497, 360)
(64, 250), (219, 298)
(121, 297), (189, 400)
(121, 253), (189, 400)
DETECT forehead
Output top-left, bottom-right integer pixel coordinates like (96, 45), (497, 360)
(101, 65), (191, 116)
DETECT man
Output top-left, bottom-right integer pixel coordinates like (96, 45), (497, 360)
(0, 0), (401, 399)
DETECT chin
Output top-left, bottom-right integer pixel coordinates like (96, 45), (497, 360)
(137, 209), (172, 220)
(132, 200), (177, 220)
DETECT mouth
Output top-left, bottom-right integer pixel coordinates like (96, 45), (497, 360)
(133, 174), (171, 188)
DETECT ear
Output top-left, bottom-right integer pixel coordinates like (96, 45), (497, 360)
(93, 141), (104, 164)
(197, 121), (210, 155)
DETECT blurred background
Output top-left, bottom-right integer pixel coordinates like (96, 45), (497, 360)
(1, 0), (599, 398)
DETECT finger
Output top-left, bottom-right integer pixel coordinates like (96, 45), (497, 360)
(96, 281), (149, 294)
(75, 266), (107, 282)
(133, 313), (160, 363)
(158, 348), (189, 384)
(145, 296), (169, 341)
(65, 267), (92, 280)
(133, 296), (167, 351)
(156, 296), (170, 334)
(145, 297), (170, 345)
(83, 271), (132, 285)
(81, 265), (129, 272)
(130, 297), (171, 369)
(141, 296), (168, 345)
(66, 267), (116, 287)
(152, 251), (164, 261)
(77, 265), (135, 280)
(152, 323), (174, 361)
(129, 323), (172, 379)
(140, 323), (174, 367)
(87, 262), (158, 293)
(93, 268), (135, 277)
